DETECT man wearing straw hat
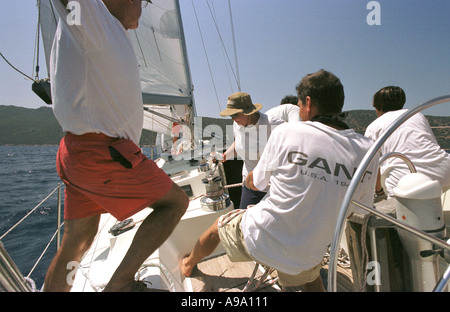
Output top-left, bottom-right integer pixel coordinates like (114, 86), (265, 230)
(212, 92), (284, 209)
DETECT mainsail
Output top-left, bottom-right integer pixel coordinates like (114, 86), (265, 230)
(37, 0), (195, 138)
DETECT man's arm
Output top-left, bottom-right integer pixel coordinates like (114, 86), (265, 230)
(222, 141), (236, 162)
(244, 171), (259, 191)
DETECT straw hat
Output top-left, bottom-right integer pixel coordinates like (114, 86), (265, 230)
(219, 92), (263, 117)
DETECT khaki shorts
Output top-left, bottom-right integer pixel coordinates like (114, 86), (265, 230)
(277, 263), (322, 287)
(217, 209), (322, 287)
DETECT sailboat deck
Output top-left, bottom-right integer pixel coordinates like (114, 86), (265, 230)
(188, 254), (354, 292)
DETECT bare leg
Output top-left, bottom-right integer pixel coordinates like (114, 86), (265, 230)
(43, 214), (100, 292)
(180, 218), (221, 277)
(103, 183), (188, 291)
(376, 169), (383, 192)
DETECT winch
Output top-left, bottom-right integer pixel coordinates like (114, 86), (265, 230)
(200, 175), (230, 211)
(200, 162), (231, 211)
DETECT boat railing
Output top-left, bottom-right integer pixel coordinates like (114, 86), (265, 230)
(0, 183), (64, 292)
(328, 95), (450, 292)
(379, 152), (417, 174)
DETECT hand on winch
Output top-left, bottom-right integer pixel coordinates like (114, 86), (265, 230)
(210, 152), (225, 164)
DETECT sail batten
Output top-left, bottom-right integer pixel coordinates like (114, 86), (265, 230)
(142, 94), (191, 106)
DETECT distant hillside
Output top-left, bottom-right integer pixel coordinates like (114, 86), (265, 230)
(0, 106), (64, 145)
(0, 105), (230, 146)
(345, 110), (378, 133)
(0, 105), (158, 146)
(0, 105), (448, 149)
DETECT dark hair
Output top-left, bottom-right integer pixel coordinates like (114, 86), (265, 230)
(280, 95), (299, 105)
(295, 69), (345, 115)
(372, 86), (406, 113)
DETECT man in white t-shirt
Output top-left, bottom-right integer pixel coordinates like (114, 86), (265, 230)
(181, 70), (378, 291)
(44, 0), (188, 292)
(265, 95), (300, 122)
(364, 86), (450, 198)
(214, 92), (284, 209)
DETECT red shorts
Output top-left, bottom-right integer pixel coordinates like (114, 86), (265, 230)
(56, 133), (173, 221)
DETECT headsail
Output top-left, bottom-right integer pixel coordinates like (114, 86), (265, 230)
(37, 0), (195, 138)
(133, 0), (196, 137)
(37, 0), (57, 76)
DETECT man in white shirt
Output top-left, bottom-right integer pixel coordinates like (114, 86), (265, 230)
(44, 0), (188, 292)
(265, 95), (301, 122)
(216, 92), (284, 208)
(365, 86), (450, 198)
(181, 70), (378, 291)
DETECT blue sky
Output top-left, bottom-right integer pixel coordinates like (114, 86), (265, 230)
(1, 0), (449, 117)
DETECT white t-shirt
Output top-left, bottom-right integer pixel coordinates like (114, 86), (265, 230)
(365, 109), (450, 196)
(242, 121), (378, 275)
(50, 0), (143, 144)
(265, 104), (300, 122)
(233, 112), (285, 180)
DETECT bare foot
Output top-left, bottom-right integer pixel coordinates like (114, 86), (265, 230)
(180, 255), (196, 277)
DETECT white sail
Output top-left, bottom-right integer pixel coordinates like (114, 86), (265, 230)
(133, 0), (196, 136)
(38, 0), (195, 137)
(38, 0), (57, 76)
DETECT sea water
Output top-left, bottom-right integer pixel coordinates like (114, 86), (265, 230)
(0, 145), (61, 290)
(0, 145), (157, 290)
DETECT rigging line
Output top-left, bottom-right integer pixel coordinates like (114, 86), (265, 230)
(0, 185), (60, 240)
(141, 5), (164, 64)
(0, 53), (34, 81)
(48, 0), (58, 25)
(133, 31), (149, 67)
(209, 0), (234, 94)
(223, 51), (234, 95)
(228, 0), (241, 91)
(78, 214), (113, 291)
(27, 221), (64, 278)
(190, 0), (222, 112)
(205, 0), (240, 90)
(144, 106), (189, 126)
(139, 19), (187, 66)
(131, 26), (186, 92)
(42, 0), (58, 77)
(220, 44), (234, 95)
(151, 27), (163, 62)
(34, 0), (42, 79)
(145, 114), (174, 133)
